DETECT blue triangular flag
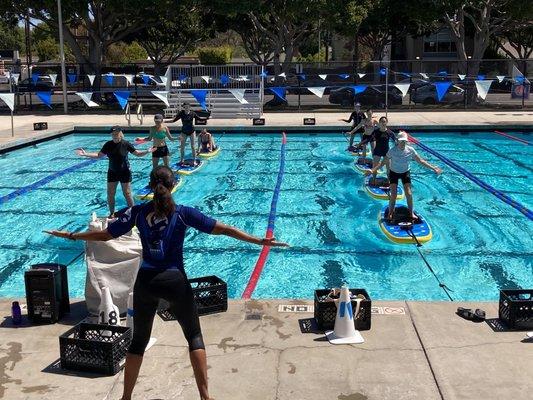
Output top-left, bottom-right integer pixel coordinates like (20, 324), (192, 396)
(191, 89), (208, 110)
(438, 70), (447, 76)
(515, 76), (525, 84)
(351, 85), (367, 95)
(36, 91), (52, 109)
(141, 74), (150, 85)
(31, 73), (40, 84)
(178, 73), (187, 82)
(477, 75), (485, 81)
(260, 71), (268, 78)
(298, 74), (306, 81)
(339, 74), (350, 79)
(270, 87), (286, 100)
(113, 91), (130, 109)
(67, 74), (77, 84)
(220, 74), (230, 85)
(379, 68), (386, 76)
(434, 81), (452, 102)
(104, 73), (114, 85)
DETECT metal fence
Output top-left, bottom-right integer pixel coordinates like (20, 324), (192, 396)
(0, 59), (531, 113)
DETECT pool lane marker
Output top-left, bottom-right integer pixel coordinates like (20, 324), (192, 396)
(493, 130), (530, 145)
(242, 132), (287, 299)
(407, 134), (533, 221)
(0, 159), (97, 205)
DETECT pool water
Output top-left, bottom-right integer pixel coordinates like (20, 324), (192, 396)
(0, 131), (531, 301)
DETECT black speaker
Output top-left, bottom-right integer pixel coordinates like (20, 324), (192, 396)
(253, 118), (265, 126)
(25, 263), (69, 323)
(33, 122), (48, 130)
(303, 117), (316, 125)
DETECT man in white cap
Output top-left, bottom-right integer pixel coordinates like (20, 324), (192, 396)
(365, 131), (442, 220)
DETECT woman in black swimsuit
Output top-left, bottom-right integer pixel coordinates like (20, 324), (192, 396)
(172, 103), (207, 166)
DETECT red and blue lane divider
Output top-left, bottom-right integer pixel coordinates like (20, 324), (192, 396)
(242, 132), (287, 299)
(493, 130), (530, 145)
(408, 134), (533, 221)
(0, 159), (97, 205)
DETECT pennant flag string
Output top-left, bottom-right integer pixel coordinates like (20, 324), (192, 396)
(76, 92), (99, 107)
(434, 81), (452, 102)
(151, 91), (170, 107)
(113, 91), (130, 109)
(0, 93), (15, 111)
(36, 91), (53, 108)
(475, 80), (493, 100)
(307, 87), (326, 98)
(191, 89), (208, 110)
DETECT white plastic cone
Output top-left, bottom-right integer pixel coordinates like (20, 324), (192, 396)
(325, 286), (364, 345)
(99, 286), (120, 336)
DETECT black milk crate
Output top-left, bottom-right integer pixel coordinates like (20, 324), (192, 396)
(499, 289), (533, 330)
(158, 275), (228, 321)
(59, 323), (132, 375)
(314, 288), (371, 331)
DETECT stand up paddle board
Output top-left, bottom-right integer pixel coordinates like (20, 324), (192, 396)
(378, 205), (432, 244)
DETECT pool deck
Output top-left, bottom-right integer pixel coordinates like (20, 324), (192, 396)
(1, 298), (531, 400)
(0, 110), (532, 152)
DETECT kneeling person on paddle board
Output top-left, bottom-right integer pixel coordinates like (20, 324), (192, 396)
(197, 129), (217, 154)
(365, 131), (442, 220)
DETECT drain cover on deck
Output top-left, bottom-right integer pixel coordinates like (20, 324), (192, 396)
(244, 312), (263, 320)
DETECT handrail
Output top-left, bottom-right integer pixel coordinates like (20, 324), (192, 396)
(125, 102), (131, 126)
(136, 103), (143, 125)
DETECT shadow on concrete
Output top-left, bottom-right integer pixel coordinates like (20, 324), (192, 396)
(0, 300), (89, 329)
(41, 358), (121, 379)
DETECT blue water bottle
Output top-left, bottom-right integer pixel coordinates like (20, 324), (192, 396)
(11, 301), (22, 325)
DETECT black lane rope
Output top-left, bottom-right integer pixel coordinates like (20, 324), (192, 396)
(400, 222), (454, 301)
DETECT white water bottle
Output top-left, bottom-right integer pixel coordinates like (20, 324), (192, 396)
(126, 292), (134, 331)
(99, 286), (120, 336)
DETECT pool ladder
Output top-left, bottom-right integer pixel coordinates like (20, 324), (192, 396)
(125, 103), (144, 126)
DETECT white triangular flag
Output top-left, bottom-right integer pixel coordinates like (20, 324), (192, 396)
(270, 77), (275, 82)
(76, 92), (99, 107)
(0, 93), (15, 111)
(278, 72), (286, 78)
(357, 73), (366, 78)
(124, 74), (134, 85)
(159, 76), (167, 85)
(420, 73), (429, 79)
(11, 73), (19, 83)
(307, 87), (326, 98)
(496, 75), (505, 83)
(87, 74), (95, 86)
(475, 80), (493, 100)
(48, 74), (57, 86)
(201, 76), (210, 84)
(152, 90), (169, 107)
(228, 88), (248, 104)
(394, 83), (410, 97)
(458, 74), (466, 81)
(239, 75), (250, 81)
(319, 74), (328, 80)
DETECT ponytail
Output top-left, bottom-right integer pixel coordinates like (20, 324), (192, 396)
(149, 166), (176, 218)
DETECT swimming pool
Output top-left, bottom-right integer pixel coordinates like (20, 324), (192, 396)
(0, 130), (531, 301)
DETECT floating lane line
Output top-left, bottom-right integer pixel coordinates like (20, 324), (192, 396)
(0, 159), (97, 205)
(242, 132), (287, 299)
(407, 134), (533, 221)
(493, 130), (530, 145)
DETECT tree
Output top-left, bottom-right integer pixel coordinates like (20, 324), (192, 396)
(0, 20), (25, 52)
(494, 25), (533, 60)
(106, 41), (147, 64)
(136, 4), (215, 75)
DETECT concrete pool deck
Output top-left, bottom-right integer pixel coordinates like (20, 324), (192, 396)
(1, 110), (532, 151)
(1, 299), (531, 400)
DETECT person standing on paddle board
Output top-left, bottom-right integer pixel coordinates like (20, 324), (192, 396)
(346, 109), (376, 157)
(365, 131), (442, 221)
(45, 165), (289, 400)
(171, 103), (208, 166)
(340, 102), (366, 150)
(76, 126), (155, 217)
(356, 116), (396, 185)
(137, 114), (175, 169)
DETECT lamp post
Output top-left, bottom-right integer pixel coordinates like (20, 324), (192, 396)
(57, 0), (68, 114)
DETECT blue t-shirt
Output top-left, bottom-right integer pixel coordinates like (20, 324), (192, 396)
(107, 203), (216, 271)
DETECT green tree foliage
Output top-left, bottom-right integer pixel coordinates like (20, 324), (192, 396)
(0, 20), (25, 51)
(106, 41), (147, 64)
(196, 46), (234, 65)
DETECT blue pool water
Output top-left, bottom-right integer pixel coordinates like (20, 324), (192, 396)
(0, 131), (531, 301)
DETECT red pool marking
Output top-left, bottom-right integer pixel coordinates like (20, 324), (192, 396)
(493, 130), (529, 145)
(242, 132), (286, 299)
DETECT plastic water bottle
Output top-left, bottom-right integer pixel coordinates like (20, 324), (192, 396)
(11, 301), (21, 325)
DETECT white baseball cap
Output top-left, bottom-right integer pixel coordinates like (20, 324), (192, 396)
(397, 130), (409, 142)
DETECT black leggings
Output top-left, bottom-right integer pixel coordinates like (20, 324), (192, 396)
(128, 268), (204, 355)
